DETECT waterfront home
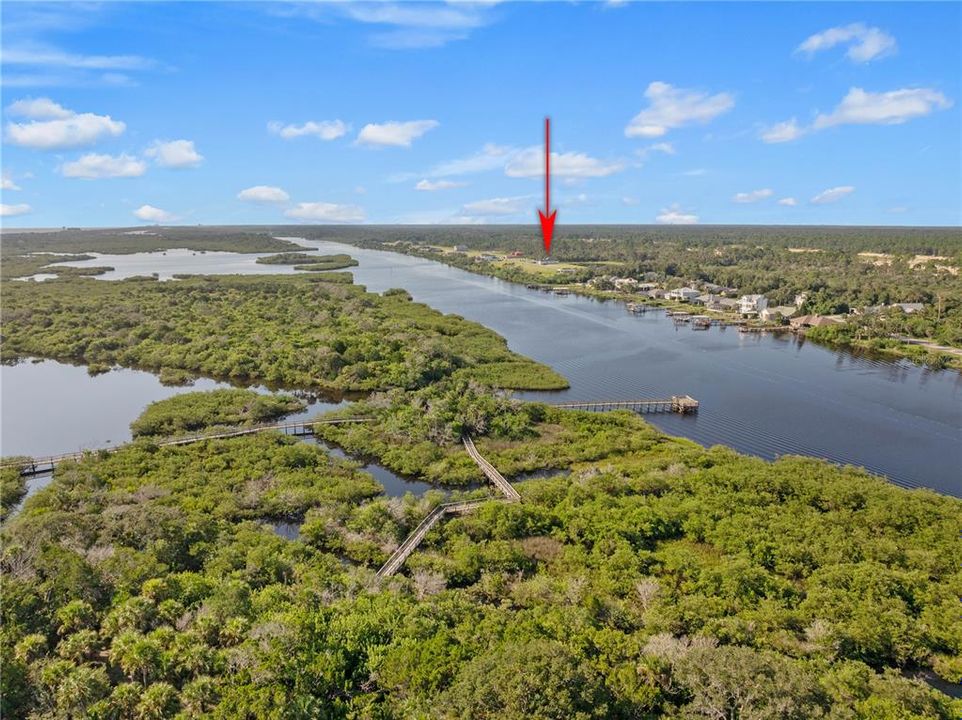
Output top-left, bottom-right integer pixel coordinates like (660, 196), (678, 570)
(454, 244), (469, 252)
(695, 293), (720, 306)
(669, 287), (701, 302)
(614, 277), (639, 291)
(794, 292), (809, 308)
(507, 250), (524, 257)
(478, 254), (499, 262)
(647, 288), (668, 299)
(536, 257), (558, 265)
(738, 294), (769, 316)
(790, 314), (842, 329)
(636, 282), (658, 292)
(705, 297), (739, 313)
(760, 306), (798, 322)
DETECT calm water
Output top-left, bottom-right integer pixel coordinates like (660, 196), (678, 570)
(1, 362), (431, 501)
(18, 239), (962, 496)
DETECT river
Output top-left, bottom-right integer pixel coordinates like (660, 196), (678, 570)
(5, 239), (960, 497)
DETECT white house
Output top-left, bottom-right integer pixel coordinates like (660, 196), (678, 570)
(760, 305), (797, 322)
(669, 287), (701, 302)
(738, 294), (769, 315)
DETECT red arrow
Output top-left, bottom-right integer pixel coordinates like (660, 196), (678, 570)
(537, 116), (557, 255)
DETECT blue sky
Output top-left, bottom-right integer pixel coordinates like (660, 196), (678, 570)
(1, 1), (959, 228)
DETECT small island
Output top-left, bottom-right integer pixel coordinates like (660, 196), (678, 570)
(255, 252), (359, 271)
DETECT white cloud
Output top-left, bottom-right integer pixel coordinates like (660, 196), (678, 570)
(61, 153), (147, 179)
(237, 185), (290, 204)
(655, 204), (698, 224)
(338, 2), (493, 48)
(797, 23), (896, 63)
(778, 197), (798, 207)
(429, 143), (514, 177)
(626, 81), (734, 138)
(681, 168), (707, 177)
(3, 46), (156, 70)
(7, 97), (72, 119)
(811, 186), (855, 205)
(506, 147), (624, 178)
(357, 120), (439, 147)
(462, 195), (531, 216)
(5, 97), (124, 149)
(268, 120), (348, 141)
(814, 87), (952, 129)
(732, 188), (773, 204)
(761, 118), (805, 143)
(416, 179), (466, 191)
(2, 173), (21, 191)
(622, 196), (640, 206)
(145, 139), (204, 168)
(1, 203), (32, 217)
(133, 204), (174, 223)
(635, 142), (676, 161)
(285, 202), (365, 223)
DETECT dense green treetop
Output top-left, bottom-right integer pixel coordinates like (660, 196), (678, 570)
(2, 384), (959, 718)
(0, 274), (567, 392)
(130, 389), (305, 438)
(255, 252), (358, 271)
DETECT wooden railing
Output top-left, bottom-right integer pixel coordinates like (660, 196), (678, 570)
(462, 435), (522, 501)
(375, 498), (509, 578)
(376, 436), (522, 578)
(550, 396), (699, 414)
(0, 418), (373, 475)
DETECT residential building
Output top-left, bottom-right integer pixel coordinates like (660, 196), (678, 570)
(760, 306), (797, 322)
(668, 287), (701, 302)
(790, 314), (842, 329)
(738, 294), (769, 315)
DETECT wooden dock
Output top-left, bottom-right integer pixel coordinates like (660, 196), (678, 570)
(0, 418), (373, 476)
(551, 396), (699, 414)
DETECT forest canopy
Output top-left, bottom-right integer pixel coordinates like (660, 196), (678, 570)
(0, 274), (568, 393)
(129, 389), (306, 438)
(2, 391), (959, 718)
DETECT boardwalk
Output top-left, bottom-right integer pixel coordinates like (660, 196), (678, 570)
(376, 436), (521, 578)
(376, 498), (509, 578)
(0, 418), (372, 476)
(462, 435), (521, 501)
(551, 395), (699, 414)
